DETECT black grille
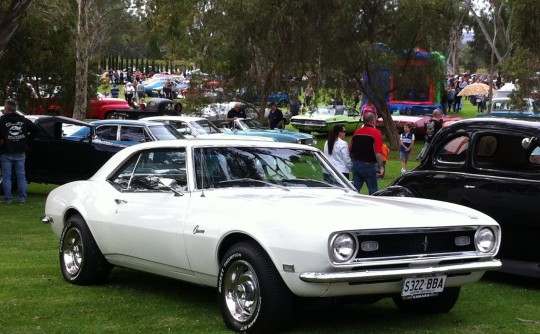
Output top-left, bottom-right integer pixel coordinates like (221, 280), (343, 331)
(355, 230), (477, 259)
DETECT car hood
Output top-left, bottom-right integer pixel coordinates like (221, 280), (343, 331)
(291, 114), (345, 122)
(208, 188), (496, 231)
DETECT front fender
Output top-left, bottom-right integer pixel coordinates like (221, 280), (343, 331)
(372, 185), (415, 197)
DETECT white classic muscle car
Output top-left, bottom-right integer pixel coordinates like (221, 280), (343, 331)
(42, 139), (501, 333)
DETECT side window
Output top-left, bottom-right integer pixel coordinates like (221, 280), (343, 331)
(120, 126), (146, 142)
(474, 134), (535, 170)
(95, 125), (118, 141)
(436, 135), (469, 164)
(108, 148), (187, 192)
(531, 147), (540, 165)
(171, 121), (191, 135)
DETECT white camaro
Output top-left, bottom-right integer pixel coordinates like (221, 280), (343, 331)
(42, 139), (501, 333)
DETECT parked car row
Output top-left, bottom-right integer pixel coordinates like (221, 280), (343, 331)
(289, 105), (461, 136)
(1, 112), (315, 191)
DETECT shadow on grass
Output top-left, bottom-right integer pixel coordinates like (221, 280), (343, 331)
(102, 267), (463, 333)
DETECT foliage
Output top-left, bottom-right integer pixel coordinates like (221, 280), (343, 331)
(0, 0), (32, 61)
(0, 1), (79, 113)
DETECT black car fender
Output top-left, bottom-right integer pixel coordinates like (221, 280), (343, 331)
(372, 185), (416, 197)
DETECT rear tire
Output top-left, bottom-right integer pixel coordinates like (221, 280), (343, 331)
(218, 241), (293, 333)
(59, 214), (112, 285)
(393, 286), (461, 314)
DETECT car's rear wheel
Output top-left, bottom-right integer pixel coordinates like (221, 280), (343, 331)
(393, 286), (461, 314)
(60, 214), (112, 285)
(105, 112), (116, 119)
(218, 241), (293, 333)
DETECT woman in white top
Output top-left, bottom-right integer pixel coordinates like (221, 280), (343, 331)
(324, 124), (352, 179)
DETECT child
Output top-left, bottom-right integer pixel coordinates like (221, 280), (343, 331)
(378, 143), (389, 179)
(399, 123), (415, 173)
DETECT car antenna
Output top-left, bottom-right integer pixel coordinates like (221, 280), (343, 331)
(199, 149), (206, 197)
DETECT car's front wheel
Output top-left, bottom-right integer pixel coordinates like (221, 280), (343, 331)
(393, 286), (461, 314)
(59, 214), (112, 285)
(218, 241), (293, 333)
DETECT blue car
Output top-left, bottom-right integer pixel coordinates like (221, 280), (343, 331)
(215, 118), (316, 146)
(67, 119), (184, 146)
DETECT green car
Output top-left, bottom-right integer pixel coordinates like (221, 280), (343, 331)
(290, 105), (363, 134)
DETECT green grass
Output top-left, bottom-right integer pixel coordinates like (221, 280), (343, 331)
(3, 100), (538, 333)
(1, 183), (540, 333)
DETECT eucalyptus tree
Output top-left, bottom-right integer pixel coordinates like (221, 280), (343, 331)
(319, 0), (458, 149)
(0, 1), (78, 112)
(73, 0), (137, 120)
(463, 0), (540, 106)
(188, 0), (337, 121)
(0, 0), (32, 61)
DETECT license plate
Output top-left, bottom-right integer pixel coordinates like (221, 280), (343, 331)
(401, 275), (446, 298)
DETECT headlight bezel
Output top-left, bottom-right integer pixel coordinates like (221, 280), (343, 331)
(475, 227), (497, 253)
(329, 232), (358, 264)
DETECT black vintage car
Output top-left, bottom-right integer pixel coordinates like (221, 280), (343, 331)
(375, 118), (540, 278)
(1, 116), (125, 192)
(112, 98), (176, 120)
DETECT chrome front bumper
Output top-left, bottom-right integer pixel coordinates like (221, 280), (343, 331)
(299, 259), (502, 283)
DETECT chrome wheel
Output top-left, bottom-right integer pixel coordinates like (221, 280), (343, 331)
(223, 260), (260, 323)
(62, 227), (84, 277)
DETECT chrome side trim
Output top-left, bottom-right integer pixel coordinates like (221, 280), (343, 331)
(299, 259), (502, 283)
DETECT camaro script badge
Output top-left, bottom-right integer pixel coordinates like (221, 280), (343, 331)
(193, 225), (205, 235)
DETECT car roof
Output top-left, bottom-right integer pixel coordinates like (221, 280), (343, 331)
(90, 119), (166, 126)
(448, 117), (540, 130)
(120, 138), (317, 152)
(143, 116), (207, 122)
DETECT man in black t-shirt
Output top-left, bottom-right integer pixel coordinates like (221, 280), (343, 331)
(226, 102), (247, 127)
(0, 99), (38, 204)
(268, 102), (284, 129)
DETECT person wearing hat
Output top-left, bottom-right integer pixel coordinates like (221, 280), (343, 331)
(0, 99), (38, 204)
(268, 102), (284, 130)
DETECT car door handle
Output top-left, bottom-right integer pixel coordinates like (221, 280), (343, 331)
(464, 185), (475, 189)
(114, 199), (128, 205)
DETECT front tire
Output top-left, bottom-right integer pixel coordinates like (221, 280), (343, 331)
(59, 214), (112, 285)
(393, 286), (461, 314)
(218, 241), (293, 333)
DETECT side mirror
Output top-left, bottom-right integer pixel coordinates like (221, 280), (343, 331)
(522, 137), (538, 150)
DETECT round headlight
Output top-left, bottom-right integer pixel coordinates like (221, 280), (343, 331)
(331, 233), (357, 263)
(475, 227), (496, 253)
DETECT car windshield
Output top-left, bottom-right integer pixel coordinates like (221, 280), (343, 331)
(148, 124), (184, 140)
(239, 118), (264, 130)
(492, 99), (535, 113)
(308, 106), (345, 116)
(192, 119), (222, 135)
(194, 146), (348, 190)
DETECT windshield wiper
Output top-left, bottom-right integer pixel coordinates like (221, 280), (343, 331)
(216, 178), (290, 191)
(281, 178), (350, 192)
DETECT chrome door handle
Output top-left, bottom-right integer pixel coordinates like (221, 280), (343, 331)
(464, 185), (475, 189)
(114, 199), (128, 204)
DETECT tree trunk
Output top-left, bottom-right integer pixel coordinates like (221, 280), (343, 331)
(73, 0), (90, 120)
(0, 0), (33, 61)
(378, 100), (400, 150)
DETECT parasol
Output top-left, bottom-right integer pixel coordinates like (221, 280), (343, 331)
(458, 82), (494, 96)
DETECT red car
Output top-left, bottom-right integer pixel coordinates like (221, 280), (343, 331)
(87, 97), (131, 119)
(376, 114), (462, 137)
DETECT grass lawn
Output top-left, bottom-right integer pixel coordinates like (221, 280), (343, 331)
(2, 99), (539, 333)
(1, 184), (539, 333)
